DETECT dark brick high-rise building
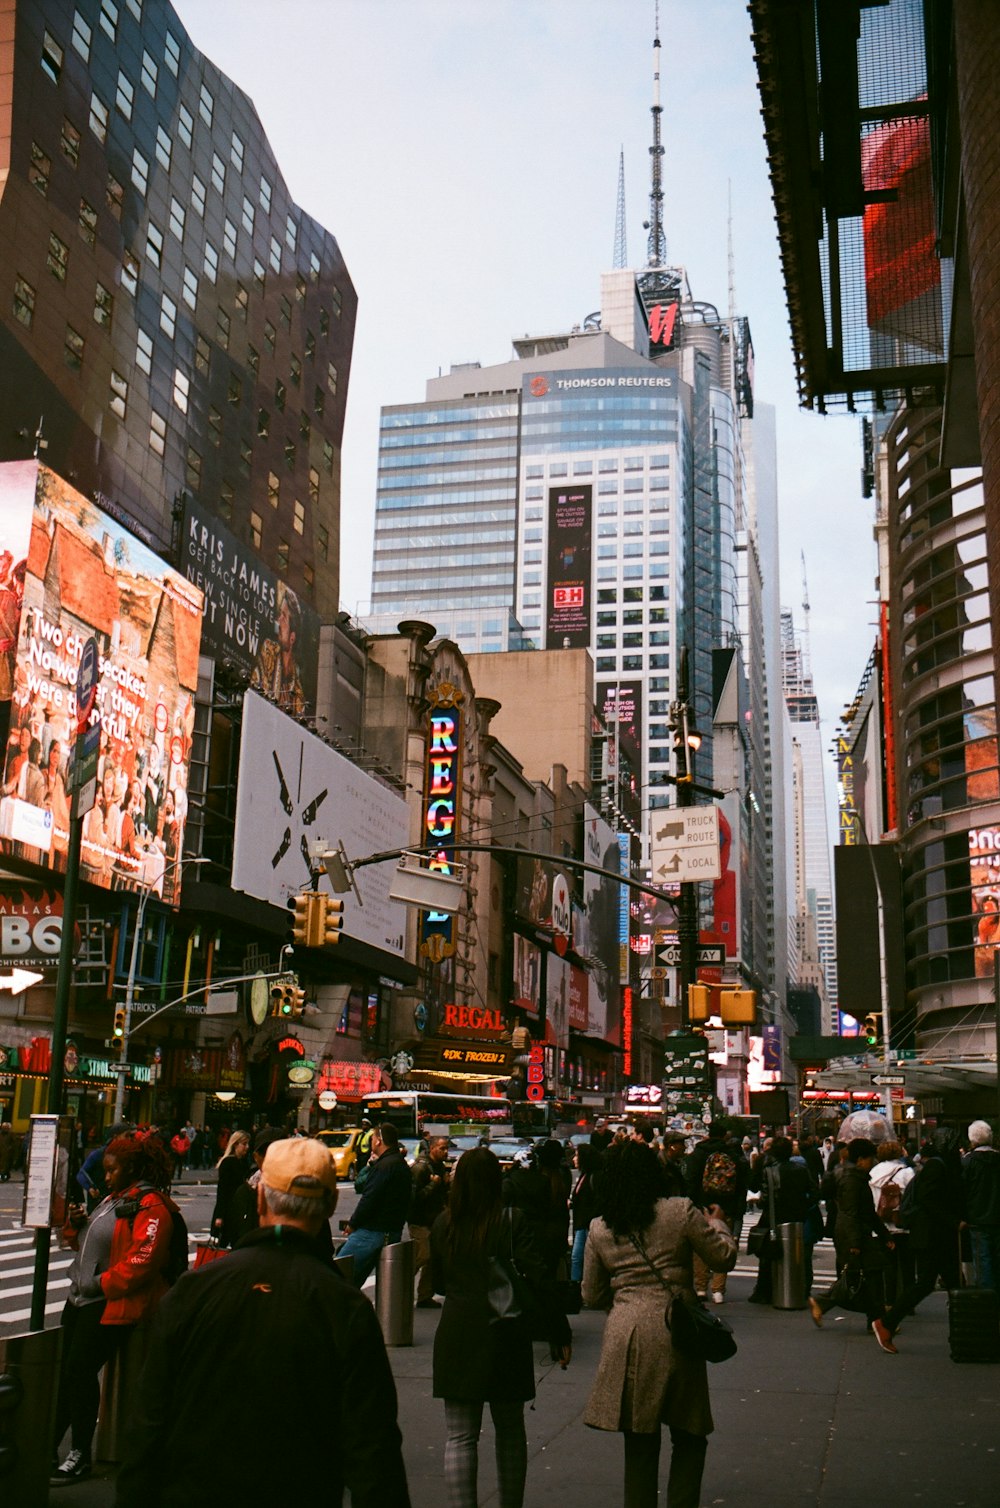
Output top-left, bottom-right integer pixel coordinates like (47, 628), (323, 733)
(0, 0), (355, 618)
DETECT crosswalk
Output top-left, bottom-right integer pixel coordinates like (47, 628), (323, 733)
(0, 1215), (213, 1330)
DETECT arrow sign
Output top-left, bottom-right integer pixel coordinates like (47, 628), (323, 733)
(656, 943), (725, 969)
(656, 855), (682, 876)
(871, 1073), (905, 1086)
(0, 968), (45, 995)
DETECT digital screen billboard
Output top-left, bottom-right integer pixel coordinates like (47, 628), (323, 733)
(970, 824), (1000, 978)
(545, 484), (592, 650)
(0, 463), (203, 900)
(512, 933), (541, 1018)
(232, 691), (408, 959)
(599, 680), (643, 777)
(179, 500), (320, 716)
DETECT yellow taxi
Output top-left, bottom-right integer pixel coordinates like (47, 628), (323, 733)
(314, 1127), (366, 1181)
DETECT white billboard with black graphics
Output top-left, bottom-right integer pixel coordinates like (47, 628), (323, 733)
(232, 691), (408, 959)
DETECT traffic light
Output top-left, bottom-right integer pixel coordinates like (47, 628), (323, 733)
(321, 896), (344, 947)
(289, 893), (313, 946)
(720, 989), (757, 1025)
(113, 1006), (126, 1041)
(864, 1012), (880, 1047)
(270, 983), (293, 1018)
(289, 984), (306, 1019)
(688, 984), (710, 1021)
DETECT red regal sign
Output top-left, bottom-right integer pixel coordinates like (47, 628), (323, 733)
(442, 1004), (505, 1035)
(316, 1060), (385, 1103)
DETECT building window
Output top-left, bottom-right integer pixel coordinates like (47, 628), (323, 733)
(285, 212), (297, 252)
(227, 372), (241, 404)
(295, 273), (306, 303)
(121, 249), (139, 296)
(94, 282), (113, 328)
(136, 328), (153, 374)
(109, 369), (128, 419)
(290, 354), (301, 388)
(310, 251), (320, 281)
(71, 11), (92, 61)
(216, 306), (230, 350)
(106, 173), (123, 221)
(267, 472), (279, 507)
(178, 101), (193, 148)
(249, 510), (262, 548)
(263, 320), (276, 353)
(41, 32), (63, 84)
(327, 362), (338, 396)
(317, 523), (328, 560)
(155, 125), (171, 171)
(322, 440), (333, 474)
(64, 324), (84, 371)
(298, 411), (310, 441)
(29, 143), (50, 196)
(99, 1), (118, 41)
(313, 385), (324, 416)
(164, 29), (180, 77)
(211, 151), (225, 194)
(131, 148), (149, 194)
(235, 284), (248, 321)
(231, 131), (244, 173)
(649, 654), (670, 670)
(89, 93), (109, 143)
(199, 83), (213, 127)
(141, 49), (157, 97)
(303, 564), (314, 593)
(305, 329), (315, 360)
(182, 266), (198, 310)
(269, 236), (281, 274)
(191, 173), (206, 217)
(274, 378), (286, 411)
(259, 175), (272, 212)
(146, 223), (163, 268)
(283, 438), (295, 470)
(61, 120), (81, 167)
(241, 195), (254, 235)
(279, 295), (292, 331)
(186, 445), (201, 491)
(207, 406), (222, 447)
(331, 285), (342, 317)
(219, 480), (234, 521)
(223, 218), (237, 259)
(257, 408), (269, 437)
(195, 333), (211, 375)
(239, 441), (252, 478)
(253, 257), (266, 291)
(47, 233), (69, 282)
(159, 292), (176, 338)
(149, 410), (166, 455)
(13, 276), (36, 328)
(78, 199), (97, 248)
(319, 308), (330, 337)
(116, 71), (134, 121)
(277, 539), (290, 571)
(169, 197), (185, 241)
(247, 344), (259, 377)
(172, 369), (189, 414)
(126, 0), (142, 20)
(309, 467), (320, 504)
(203, 242), (218, 284)
(293, 499), (304, 535)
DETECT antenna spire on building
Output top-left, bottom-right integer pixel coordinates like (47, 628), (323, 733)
(801, 550), (813, 682)
(646, 2), (666, 268)
(613, 147), (628, 269)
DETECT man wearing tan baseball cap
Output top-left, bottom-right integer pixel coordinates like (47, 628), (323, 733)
(117, 1139), (410, 1508)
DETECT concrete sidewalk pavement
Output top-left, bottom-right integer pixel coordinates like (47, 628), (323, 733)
(53, 1266), (999, 1506)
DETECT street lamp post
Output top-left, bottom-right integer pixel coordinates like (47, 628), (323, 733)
(670, 646), (702, 1030)
(113, 855), (209, 1121)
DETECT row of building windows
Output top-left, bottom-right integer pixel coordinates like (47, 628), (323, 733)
(376, 487), (515, 511)
(377, 465), (514, 489)
(595, 654), (672, 674)
(524, 454), (671, 479)
(378, 444), (517, 469)
(381, 405), (517, 431)
(374, 506), (515, 532)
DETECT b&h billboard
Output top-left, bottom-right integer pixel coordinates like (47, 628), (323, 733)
(545, 484), (592, 650)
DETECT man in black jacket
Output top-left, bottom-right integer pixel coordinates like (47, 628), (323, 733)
(340, 1122), (413, 1286)
(963, 1119), (1000, 1290)
(115, 1138), (410, 1508)
(408, 1135), (451, 1307)
(808, 1138), (896, 1351)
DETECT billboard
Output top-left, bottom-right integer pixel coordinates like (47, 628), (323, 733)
(179, 499), (320, 716)
(0, 463), (203, 900)
(512, 933), (541, 1017)
(514, 853), (576, 935)
(599, 680), (643, 776)
(970, 825), (1000, 978)
(545, 484), (592, 650)
(232, 691), (408, 959)
(546, 952), (571, 1051)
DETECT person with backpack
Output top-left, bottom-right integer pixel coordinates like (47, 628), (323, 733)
(880, 1125), (965, 1344)
(686, 1118), (749, 1304)
(868, 1139), (916, 1303)
(52, 1131), (186, 1484)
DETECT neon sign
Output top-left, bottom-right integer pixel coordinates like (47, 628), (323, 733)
(622, 986), (633, 1077)
(649, 301), (678, 348)
(421, 686), (463, 961)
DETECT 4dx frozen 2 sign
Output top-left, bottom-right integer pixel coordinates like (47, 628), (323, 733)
(420, 685), (463, 963)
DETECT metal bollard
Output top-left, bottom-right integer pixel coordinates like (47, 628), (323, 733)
(772, 1221), (807, 1310)
(95, 1324), (149, 1462)
(0, 1328), (62, 1508)
(375, 1241), (415, 1346)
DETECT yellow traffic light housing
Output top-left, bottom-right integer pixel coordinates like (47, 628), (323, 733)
(864, 1012), (879, 1047)
(720, 989), (757, 1025)
(688, 984), (710, 1021)
(270, 983), (292, 1018)
(113, 1006), (126, 1040)
(322, 897), (344, 947)
(289, 893), (313, 946)
(289, 985), (306, 1018)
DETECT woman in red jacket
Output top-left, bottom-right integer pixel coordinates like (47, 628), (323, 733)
(52, 1132), (180, 1484)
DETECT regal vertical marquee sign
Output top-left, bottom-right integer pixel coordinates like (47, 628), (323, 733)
(420, 684), (463, 962)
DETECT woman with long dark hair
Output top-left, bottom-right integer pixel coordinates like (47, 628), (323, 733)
(583, 1140), (736, 1508)
(430, 1147), (571, 1508)
(52, 1132), (181, 1483)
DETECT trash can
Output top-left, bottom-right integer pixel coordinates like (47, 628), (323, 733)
(376, 1241), (415, 1346)
(772, 1221), (807, 1310)
(0, 1327), (62, 1508)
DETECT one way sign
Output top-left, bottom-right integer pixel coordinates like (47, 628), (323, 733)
(656, 943), (725, 968)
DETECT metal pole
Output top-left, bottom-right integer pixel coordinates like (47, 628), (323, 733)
(675, 648), (696, 1030)
(865, 843), (893, 1126)
(113, 884), (149, 1123)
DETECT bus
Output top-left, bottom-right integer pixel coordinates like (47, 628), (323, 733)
(510, 1099), (592, 1140)
(361, 1091), (513, 1158)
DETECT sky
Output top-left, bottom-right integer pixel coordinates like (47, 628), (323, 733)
(174, 0), (877, 767)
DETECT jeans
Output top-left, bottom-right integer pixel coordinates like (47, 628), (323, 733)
(338, 1226), (402, 1287)
(623, 1428), (708, 1508)
(969, 1226), (1000, 1291)
(571, 1226), (589, 1283)
(443, 1399), (527, 1508)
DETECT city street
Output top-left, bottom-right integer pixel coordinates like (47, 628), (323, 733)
(3, 1173), (997, 1506)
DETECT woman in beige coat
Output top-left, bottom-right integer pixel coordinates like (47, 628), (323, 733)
(582, 1140), (737, 1508)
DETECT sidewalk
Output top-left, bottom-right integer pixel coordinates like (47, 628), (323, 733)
(61, 1265), (999, 1507)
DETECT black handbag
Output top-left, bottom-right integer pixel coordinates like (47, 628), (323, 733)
(747, 1166), (782, 1259)
(490, 1210), (569, 1343)
(630, 1234), (737, 1364)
